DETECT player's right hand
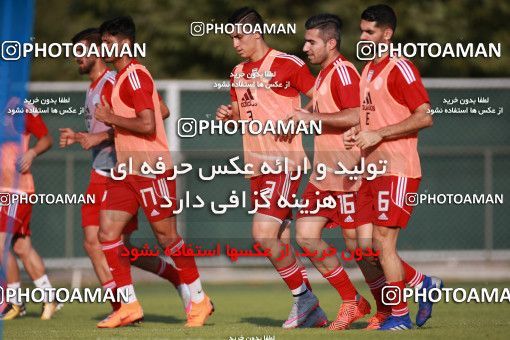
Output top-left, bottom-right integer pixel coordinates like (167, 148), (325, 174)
(59, 128), (76, 148)
(16, 149), (36, 174)
(343, 126), (357, 150)
(216, 104), (232, 121)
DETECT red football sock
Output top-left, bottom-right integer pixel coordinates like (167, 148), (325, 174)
(366, 275), (391, 314)
(387, 281), (409, 317)
(323, 266), (357, 302)
(156, 258), (182, 288)
(300, 266), (312, 291)
(101, 238), (132, 288)
(276, 260), (305, 292)
(401, 260), (424, 287)
(166, 238), (199, 284)
(102, 280), (120, 311)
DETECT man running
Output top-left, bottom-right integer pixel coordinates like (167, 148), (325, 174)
(60, 27), (190, 318)
(216, 7), (324, 329)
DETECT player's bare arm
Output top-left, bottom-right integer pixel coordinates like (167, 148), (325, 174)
(160, 99), (170, 119)
(95, 95), (156, 135)
(17, 134), (52, 173)
(355, 103), (432, 150)
(276, 89), (316, 143)
(60, 127), (113, 150)
(77, 130), (114, 150)
(289, 106), (359, 129)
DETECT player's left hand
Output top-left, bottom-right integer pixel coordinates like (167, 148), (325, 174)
(95, 95), (113, 125)
(77, 132), (102, 150)
(16, 149), (37, 173)
(289, 107), (312, 125)
(355, 130), (382, 149)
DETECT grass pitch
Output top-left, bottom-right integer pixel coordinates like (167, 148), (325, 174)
(3, 281), (510, 339)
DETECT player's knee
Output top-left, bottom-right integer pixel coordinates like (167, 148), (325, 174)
(377, 243), (397, 264)
(252, 232), (276, 250)
(252, 234), (267, 248)
(373, 226), (391, 240)
(279, 226), (291, 243)
(344, 238), (358, 253)
(342, 230), (358, 252)
(83, 237), (101, 257)
(357, 236), (373, 252)
(98, 228), (116, 243)
(153, 231), (179, 248)
(12, 240), (30, 258)
(149, 220), (179, 247)
(295, 231), (315, 251)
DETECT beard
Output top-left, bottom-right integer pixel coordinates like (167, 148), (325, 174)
(78, 61), (94, 75)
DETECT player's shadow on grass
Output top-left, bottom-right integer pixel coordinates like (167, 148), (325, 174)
(92, 313), (183, 324)
(350, 321), (369, 329)
(25, 311), (41, 318)
(240, 317), (282, 327)
(241, 317), (369, 329)
(140, 314), (184, 324)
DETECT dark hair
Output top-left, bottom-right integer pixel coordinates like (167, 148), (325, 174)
(361, 4), (397, 31)
(71, 28), (101, 45)
(305, 14), (343, 49)
(99, 16), (136, 45)
(228, 7), (264, 36)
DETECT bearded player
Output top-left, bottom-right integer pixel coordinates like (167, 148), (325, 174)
(344, 4), (443, 330)
(59, 27), (191, 318)
(289, 13), (375, 331)
(94, 16), (213, 328)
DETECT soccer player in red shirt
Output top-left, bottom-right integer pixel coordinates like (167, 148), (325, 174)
(216, 7), (323, 329)
(59, 27), (190, 317)
(0, 99), (60, 320)
(290, 13), (374, 330)
(94, 16), (213, 328)
(344, 4), (443, 330)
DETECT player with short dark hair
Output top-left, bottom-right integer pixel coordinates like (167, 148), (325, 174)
(98, 16), (136, 48)
(217, 7), (325, 329)
(343, 4), (443, 330)
(360, 4), (397, 31)
(290, 13), (376, 330)
(60, 27), (190, 319)
(304, 13), (342, 46)
(94, 16), (213, 328)
(228, 6), (265, 32)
